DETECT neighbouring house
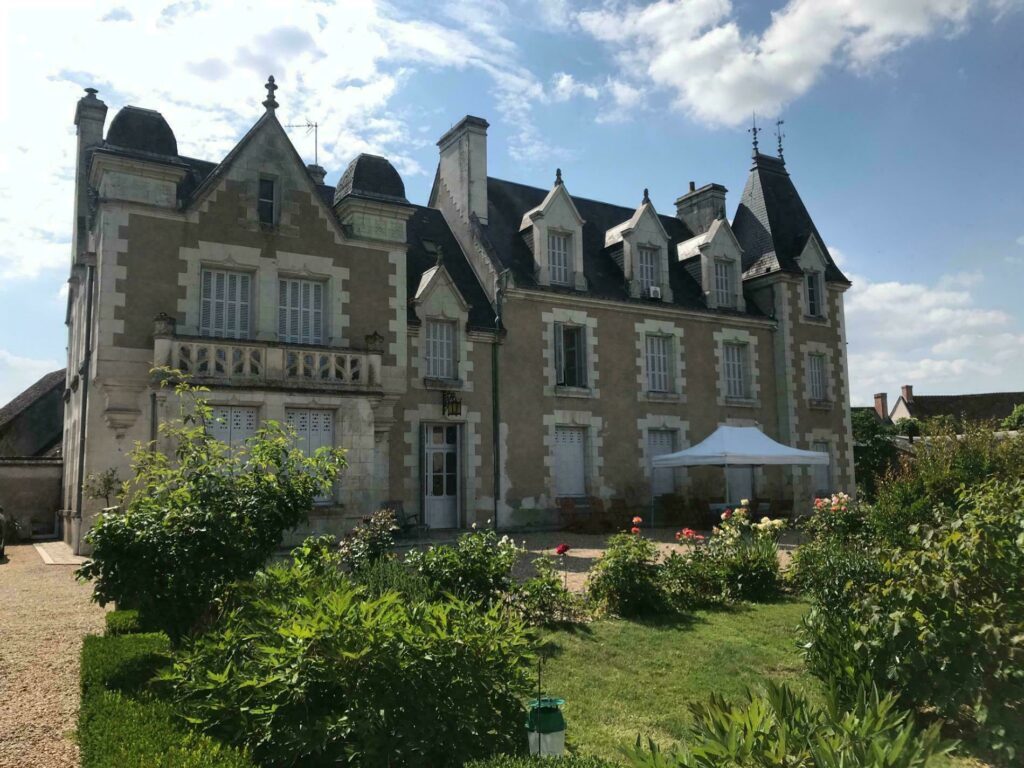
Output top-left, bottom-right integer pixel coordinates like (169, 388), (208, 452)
(888, 385), (1024, 427)
(851, 392), (894, 426)
(61, 80), (854, 553)
(0, 369), (66, 536)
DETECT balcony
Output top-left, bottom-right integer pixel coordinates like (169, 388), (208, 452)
(154, 333), (382, 392)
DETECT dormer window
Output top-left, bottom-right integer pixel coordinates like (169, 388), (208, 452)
(806, 272), (823, 317)
(714, 260), (734, 308)
(548, 231), (571, 285)
(258, 177), (276, 226)
(637, 246), (659, 295)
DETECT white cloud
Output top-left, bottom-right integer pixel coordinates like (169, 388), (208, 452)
(1016, 234), (1024, 246)
(843, 264), (1024, 404)
(0, 350), (62, 407)
(550, 73), (599, 101)
(578, 0), (1011, 126)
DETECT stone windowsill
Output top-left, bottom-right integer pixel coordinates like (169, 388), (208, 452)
(423, 377), (465, 391)
(725, 396), (759, 408)
(802, 314), (829, 324)
(554, 385), (594, 399)
(643, 391), (682, 403)
(809, 399), (834, 411)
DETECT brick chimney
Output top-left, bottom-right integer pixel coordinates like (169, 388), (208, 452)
(873, 392), (888, 421)
(435, 115), (489, 225)
(675, 181), (727, 236)
(901, 384), (914, 403)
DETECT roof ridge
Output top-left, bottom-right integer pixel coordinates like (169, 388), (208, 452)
(488, 176), (679, 225)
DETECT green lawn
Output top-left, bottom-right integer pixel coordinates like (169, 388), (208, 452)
(540, 600), (986, 767)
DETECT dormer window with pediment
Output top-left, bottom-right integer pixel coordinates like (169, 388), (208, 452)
(520, 169), (587, 291)
(605, 189), (673, 302)
(411, 257), (473, 389)
(796, 234), (831, 322)
(677, 218), (745, 312)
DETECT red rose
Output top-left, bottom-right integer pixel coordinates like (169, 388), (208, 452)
(555, 543), (570, 556)
(630, 526), (641, 535)
(674, 531), (682, 541)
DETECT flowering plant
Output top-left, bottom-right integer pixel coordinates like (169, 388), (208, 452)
(555, 543), (570, 556)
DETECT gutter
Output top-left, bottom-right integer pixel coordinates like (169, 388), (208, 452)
(491, 269), (511, 532)
(74, 262), (95, 555)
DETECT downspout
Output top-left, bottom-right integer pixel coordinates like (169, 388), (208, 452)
(74, 262), (96, 555)
(491, 270), (510, 532)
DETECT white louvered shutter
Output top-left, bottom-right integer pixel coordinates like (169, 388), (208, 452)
(647, 429), (676, 496)
(278, 278), (324, 344)
(646, 335), (670, 393)
(553, 427), (586, 497)
(201, 269), (250, 339)
(553, 322), (565, 385)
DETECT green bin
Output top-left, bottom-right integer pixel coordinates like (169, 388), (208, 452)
(526, 697), (566, 757)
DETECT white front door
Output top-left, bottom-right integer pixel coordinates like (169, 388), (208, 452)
(647, 429), (677, 497)
(424, 424), (459, 528)
(553, 426), (586, 498)
(725, 465), (754, 505)
(287, 409), (335, 502)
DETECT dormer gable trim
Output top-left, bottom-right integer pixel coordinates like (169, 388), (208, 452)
(796, 232), (830, 273)
(605, 201), (670, 248)
(413, 264), (472, 315)
(519, 182), (585, 231)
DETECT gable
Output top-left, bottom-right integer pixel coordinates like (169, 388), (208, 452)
(797, 233), (829, 272)
(520, 183), (584, 231)
(413, 264), (471, 319)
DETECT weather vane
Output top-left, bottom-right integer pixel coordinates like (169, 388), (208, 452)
(775, 119), (786, 163)
(748, 112), (760, 155)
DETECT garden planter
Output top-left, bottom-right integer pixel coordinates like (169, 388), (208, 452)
(526, 697), (566, 757)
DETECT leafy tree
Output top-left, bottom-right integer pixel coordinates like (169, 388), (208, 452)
(77, 371), (345, 639)
(83, 467), (123, 508)
(851, 409), (898, 501)
(1001, 403), (1024, 431)
(894, 417), (922, 440)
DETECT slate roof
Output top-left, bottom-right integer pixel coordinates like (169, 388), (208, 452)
(902, 392), (1024, 424)
(733, 153), (849, 284)
(106, 106), (178, 156)
(851, 405), (891, 425)
(482, 177), (758, 314)
(0, 369), (66, 431)
(406, 205), (495, 331)
(335, 154), (409, 205)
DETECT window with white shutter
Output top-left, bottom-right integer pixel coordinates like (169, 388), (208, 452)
(554, 323), (586, 388)
(548, 232), (570, 285)
(287, 408), (335, 502)
(724, 342), (749, 399)
(425, 320), (457, 380)
(209, 406), (258, 451)
(278, 278), (324, 345)
(645, 335), (671, 393)
(647, 429), (677, 496)
(809, 354), (827, 401)
(714, 260), (733, 308)
(200, 269), (251, 339)
(637, 247), (658, 294)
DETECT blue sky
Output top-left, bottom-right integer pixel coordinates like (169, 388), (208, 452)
(1, 0), (1022, 407)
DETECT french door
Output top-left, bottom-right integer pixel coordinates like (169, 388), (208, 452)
(287, 408), (335, 502)
(552, 426), (586, 498)
(423, 424), (459, 529)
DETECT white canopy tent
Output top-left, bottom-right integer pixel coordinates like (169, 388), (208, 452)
(652, 425), (829, 512)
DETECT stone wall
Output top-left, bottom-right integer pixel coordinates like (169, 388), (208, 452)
(0, 459), (62, 537)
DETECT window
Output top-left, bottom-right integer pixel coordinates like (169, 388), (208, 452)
(724, 342), (749, 399)
(554, 323), (586, 388)
(806, 272), (822, 317)
(209, 406), (257, 450)
(645, 334), (671, 393)
(258, 178), (276, 225)
(287, 409), (335, 502)
(425, 320), (457, 380)
(200, 269), (251, 339)
(812, 441), (832, 496)
(548, 232), (570, 285)
(809, 353), (828, 401)
(714, 260), (733, 307)
(553, 426), (586, 497)
(647, 429), (677, 496)
(637, 246), (659, 294)
(278, 278), (324, 345)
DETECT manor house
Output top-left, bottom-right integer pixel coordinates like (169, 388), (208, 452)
(61, 80), (853, 551)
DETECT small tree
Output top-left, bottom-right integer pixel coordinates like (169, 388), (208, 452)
(851, 409), (898, 501)
(1001, 403), (1024, 431)
(83, 468), (122, 508)
(77, 371), (346, 639)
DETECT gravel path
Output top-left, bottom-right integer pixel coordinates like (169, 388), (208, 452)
(0, 544), (107, 768)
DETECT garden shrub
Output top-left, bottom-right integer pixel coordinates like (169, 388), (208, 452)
(289, 534), (344, 578)
(78, 373), (345, 640)
(801, 479), (1024, 763)
(81, 632), (171, 695)
(659, 550), (728, 611)
(467, 757), (620, 767)
(510, 555), (585, 625)
(354, 555), (434, 602)
(162, 564), (533, 767)
(1001, 403), (1024, 431)
(405, 527), (522, 603)
(787, 538), (881, 614)
(620, 681), (954, 768)
(337, 508), (399, 572)
(851, 409), (899, 501)
(587, 532), (664, 617)
(105, 608), (144, 636)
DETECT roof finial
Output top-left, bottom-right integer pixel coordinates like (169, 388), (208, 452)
(554, 167), (563, 186)
(642, 187), (650, 204)
(748, 111), (760, 157)
(775, 119), (786, 164)
(263, 75), (278, 112)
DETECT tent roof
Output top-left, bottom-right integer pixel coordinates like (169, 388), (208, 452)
(652, 425), (829, 467)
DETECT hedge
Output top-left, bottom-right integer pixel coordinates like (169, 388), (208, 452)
(105, 608), (143, 636)
(465, 757), (621, 767)
(79, 632), (253, 768)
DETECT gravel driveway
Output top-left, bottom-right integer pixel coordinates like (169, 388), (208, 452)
(0, 544), (107, 768)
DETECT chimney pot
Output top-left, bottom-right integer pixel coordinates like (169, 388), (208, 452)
(689, 180), (696, 192)
(901, 385), (914, 403)
(675, 182), (727, 236)
(306, 164), (327, 185)
(873, 392), (888, 421)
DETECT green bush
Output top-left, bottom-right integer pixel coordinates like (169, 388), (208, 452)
(162, 565), (533, 767)
(659, 550), (728, 611)
(1001, 403), (1024, 431)
(354, 555), (434, 602)
(720, 535), (780, 602)
(80, 689), (253, 768)
(406, 528), (523, 603)
(801, 479), (1024, 763)
(105, 609), (144, 636)
(337, 508), (399, 572)
(787, 538), (881, 614)
(81, 633), (171, 695)
(510, 555), (585, 626)
(78, 374), (345, 639)
(467, 757), (620, 767)
(620, 681), (953, 768)
(587, 533), (664, 617)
